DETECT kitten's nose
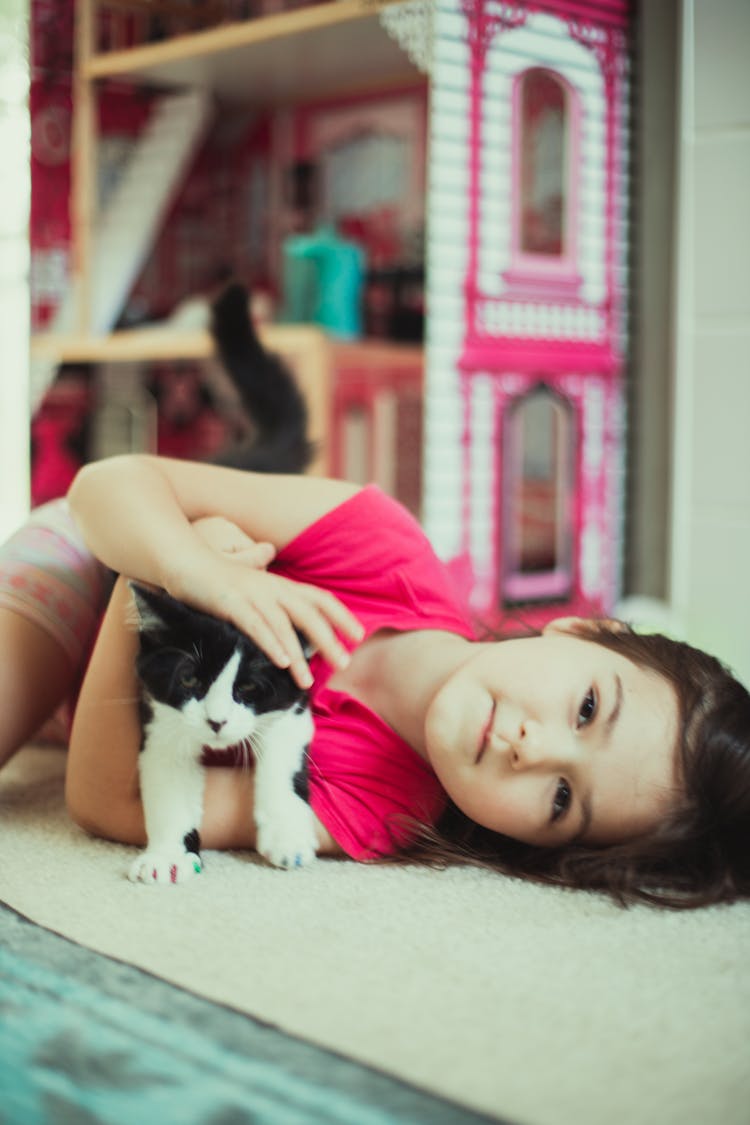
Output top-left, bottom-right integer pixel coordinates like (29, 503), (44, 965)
(207, 719), (225, 734)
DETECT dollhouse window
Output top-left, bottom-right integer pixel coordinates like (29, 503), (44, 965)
(501, 385), (575, 604)
(519, 69), (566, 256)
(505, 68), (580, 289)
(322, 132), (409, 222)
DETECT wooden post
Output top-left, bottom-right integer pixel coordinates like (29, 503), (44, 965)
(71, 0), (97, 334)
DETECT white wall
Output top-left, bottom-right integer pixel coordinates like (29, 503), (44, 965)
(671, 0), (750, 686)
(0, 0), (30, 540)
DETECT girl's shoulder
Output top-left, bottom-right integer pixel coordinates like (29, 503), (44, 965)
(275, 486), (475, 641)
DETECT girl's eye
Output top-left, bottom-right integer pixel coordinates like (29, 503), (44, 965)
(551, 779), (572, 823)
(577, 687), (597, 729)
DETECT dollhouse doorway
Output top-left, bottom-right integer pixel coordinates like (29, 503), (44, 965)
(501, 384), (575, 606)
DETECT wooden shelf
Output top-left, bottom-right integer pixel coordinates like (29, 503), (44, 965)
(331, 338), (423, 367)
(86, 0), (421, 103)
(30, 326), (422, 365)
(30, 323), (328, 363)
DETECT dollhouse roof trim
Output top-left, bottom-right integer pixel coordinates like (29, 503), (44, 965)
(513, 0), (630, 29)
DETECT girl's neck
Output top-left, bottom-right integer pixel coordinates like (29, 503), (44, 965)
(328, 628), (475, 759)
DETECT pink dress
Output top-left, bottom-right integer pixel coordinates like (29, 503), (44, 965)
(272, 486), (476, 859)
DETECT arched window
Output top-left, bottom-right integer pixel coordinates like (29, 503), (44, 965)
(501, 385), (575, 604)
(520, 69), (566, 255)
(508, 67), (580, 282)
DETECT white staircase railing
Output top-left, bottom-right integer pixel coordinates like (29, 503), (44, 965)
(33, 89), (212, 403)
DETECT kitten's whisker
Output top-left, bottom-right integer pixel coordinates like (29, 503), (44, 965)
(239, 739), (255, 771)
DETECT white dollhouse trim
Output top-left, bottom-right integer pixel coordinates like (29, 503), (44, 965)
(467, 374), (495, 607)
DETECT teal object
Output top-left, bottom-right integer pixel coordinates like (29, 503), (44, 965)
(0, 944), (410, 1125)
(280, 251), (319, 324)
(283, 225), (366, 340)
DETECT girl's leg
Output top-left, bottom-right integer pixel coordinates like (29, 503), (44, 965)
(0, 608), (77, 769)
(0, 497), (113, 771)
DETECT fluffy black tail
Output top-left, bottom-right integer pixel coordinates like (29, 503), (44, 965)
(210, 282), (315, 473)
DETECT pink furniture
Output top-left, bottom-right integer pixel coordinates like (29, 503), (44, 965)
(331, 341), (424, 519)
(425, 0), (630, 631)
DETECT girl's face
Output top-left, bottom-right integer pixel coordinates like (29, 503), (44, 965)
(423, 622), (680, 847)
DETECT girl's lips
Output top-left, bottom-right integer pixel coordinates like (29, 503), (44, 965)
(476, 702), (495, 764)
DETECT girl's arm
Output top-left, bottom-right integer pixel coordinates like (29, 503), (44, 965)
(68, 454), (364, 688)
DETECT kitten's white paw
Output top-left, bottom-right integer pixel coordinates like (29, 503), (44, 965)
(128, 849), (202, 885)
(256, 802), (317, 870)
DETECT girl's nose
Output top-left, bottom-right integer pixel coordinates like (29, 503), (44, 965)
(510, 717), (546, 768)
(510, 719), (580, 772)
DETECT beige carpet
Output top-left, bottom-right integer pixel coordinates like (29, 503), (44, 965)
(2, 745), (749, 1125)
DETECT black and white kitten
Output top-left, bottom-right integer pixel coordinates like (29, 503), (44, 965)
(128, 582), (318, 885)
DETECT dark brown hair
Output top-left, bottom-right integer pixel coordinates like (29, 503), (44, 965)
(404, 622), (750, 909)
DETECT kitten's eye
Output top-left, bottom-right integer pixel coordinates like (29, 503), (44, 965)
(179, 669), (198, 689)
(237, 683), (255, 700)
(577, 687), (597, 729)
(551, 779), (572, 823)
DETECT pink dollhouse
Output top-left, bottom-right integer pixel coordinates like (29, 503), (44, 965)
(30, 0), (630, 586)
(423, 0), (630, 630)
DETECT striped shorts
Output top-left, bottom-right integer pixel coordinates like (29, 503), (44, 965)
(0, 498), (114, 673)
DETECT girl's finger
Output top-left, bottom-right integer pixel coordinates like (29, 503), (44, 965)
(230, 542), (276, 567)
(308, 587), (365, 643)
(283, 597), (354, 674)
(219, 595), (292, 672)
(231, 587), (315, 689)
(256, 601), (314, 689)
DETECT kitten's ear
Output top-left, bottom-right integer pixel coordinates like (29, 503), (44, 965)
(128, 582), (171, 632)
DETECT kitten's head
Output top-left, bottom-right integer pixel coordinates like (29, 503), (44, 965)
(129, 583), (310, 749)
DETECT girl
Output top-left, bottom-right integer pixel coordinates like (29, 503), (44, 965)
(2, 454), (749, 908)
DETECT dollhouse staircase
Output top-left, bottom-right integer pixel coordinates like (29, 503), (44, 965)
(32, 89), (212, 401)
(86, 89), (212, 334)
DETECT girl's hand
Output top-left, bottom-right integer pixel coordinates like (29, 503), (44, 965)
(192, 515), (276, 569)
(171, 535), (364, 690)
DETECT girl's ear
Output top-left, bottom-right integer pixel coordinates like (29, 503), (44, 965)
(542, 616), (588, 637)
(543, 616), (630, 638)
